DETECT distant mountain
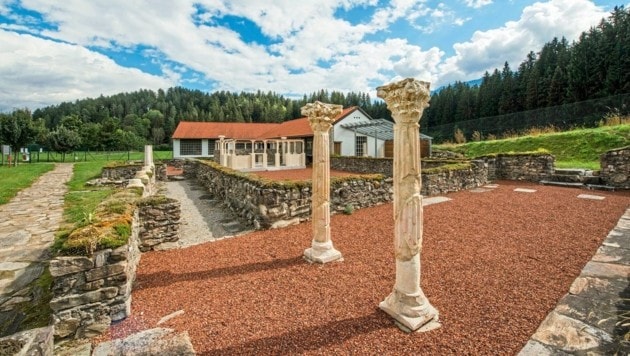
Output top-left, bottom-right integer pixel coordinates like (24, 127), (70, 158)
(432, 78), (482, 94)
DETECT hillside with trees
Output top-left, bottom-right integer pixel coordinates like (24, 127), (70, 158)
(0, 6), (628, 153)
(423, 6), (630, 141)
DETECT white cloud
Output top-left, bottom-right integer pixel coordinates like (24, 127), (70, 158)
(0, 0), (618, 110)
(463, 0), (493, 8)
(437, 0), (610, 86)
(0, 30), (173, 111)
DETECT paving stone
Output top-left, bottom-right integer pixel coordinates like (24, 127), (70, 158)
(581, 261), (630, 279)
(577, 194), (606, 200)
(484, 184), (499, 188)
(470, 188), (490, 193)
(422, 196), (451, 206)
(531, 311), (613, 352)
(569, 276), (629, 300)
(514, 188), (537, 193)
(592, 245), (630, 265)
(0, 230), (30, 249)
(555, 294), (620, 334)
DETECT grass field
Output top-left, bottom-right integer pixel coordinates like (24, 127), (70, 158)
(0, 163), (55, 205)
(63, 161), (117, 226)
(437, 124), (630, 169)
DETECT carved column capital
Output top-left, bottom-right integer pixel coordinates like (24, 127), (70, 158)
(302, 101), (343, 133)
(377, 78), (430, 124)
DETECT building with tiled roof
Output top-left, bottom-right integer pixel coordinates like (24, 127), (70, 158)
(172, 106), (430, 171)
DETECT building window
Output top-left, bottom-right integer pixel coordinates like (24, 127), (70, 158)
(180, 139), (202, 156)
(208, 139), (215, 156)
(355, 136), (367, 157)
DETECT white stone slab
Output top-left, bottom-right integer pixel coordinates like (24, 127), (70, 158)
(423, 196), (451, 206)
(470, 188), (490, 193)
(484, 184), (499, 189)
(514, 188), (537, 193)
(577, 194), (606, 201)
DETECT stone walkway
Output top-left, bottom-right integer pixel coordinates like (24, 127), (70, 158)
(520, 206), (630, 354)
(0, 163), (73, 333)
(163, 179), (252, 248)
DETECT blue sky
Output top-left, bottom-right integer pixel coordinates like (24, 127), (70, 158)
(0, 0), (625, 111)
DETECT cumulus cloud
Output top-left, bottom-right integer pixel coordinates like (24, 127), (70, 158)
(437, 0), (610, 86)
(0, 30), (173, 111)
(463, 0), (493, 8)
(0, 0), (618, 110)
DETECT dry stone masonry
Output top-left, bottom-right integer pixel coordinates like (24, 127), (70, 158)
(599, 146), (630, 189)
(49, 214), (141, 340)
(138, 197), (181, 252)
(187, 160), (393, 230)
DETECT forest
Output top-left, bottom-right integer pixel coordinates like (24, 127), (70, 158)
(0, 6), (628, 153)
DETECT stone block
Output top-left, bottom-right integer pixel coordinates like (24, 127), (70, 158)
(531, 311), (613, 352)
(84, 262), (127, 282)
(50, 287), (119, 311)
(49, 257), (94, 277)
(54, 317), (80, 338)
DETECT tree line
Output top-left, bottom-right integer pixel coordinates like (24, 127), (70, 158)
(422, 6), (630, 139)
(1, 6), (627, 158)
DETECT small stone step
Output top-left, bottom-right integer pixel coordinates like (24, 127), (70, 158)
(548, 174), (582, 183)
(539, 180), (585, 188)
(554, 168), (588, 176)
(585, 184), (616, 191)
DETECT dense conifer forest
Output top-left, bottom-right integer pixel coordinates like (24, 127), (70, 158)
(1, 6), (628, 150)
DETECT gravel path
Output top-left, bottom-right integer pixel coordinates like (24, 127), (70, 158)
(163, 179), (252, 248)
(106, 181), (629, 354)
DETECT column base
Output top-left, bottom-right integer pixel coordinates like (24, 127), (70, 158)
(303, 240), (343, 264)
(379, 289), (440, 333)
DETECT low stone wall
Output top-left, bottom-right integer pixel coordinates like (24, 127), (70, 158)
(101, 164), (143, 180)
(422, 160), (488, 196)
(480, 153), (555, 182)
(49, 212), (141, 340)
(331, 156), (393, 176)
(138, 196), (181, 252)
(188, 160), (392, 230)
(599, 146), (630, 189)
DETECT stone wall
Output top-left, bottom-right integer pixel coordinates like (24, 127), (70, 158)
(480, 153), (555, 182)
(599, 146), (630, 189)
(49, 212), (141, 340)
(422, 160), (488, 196)
(187, 160), (392, 230)
(101, 164), (143, 180)
(331, 156), (393, 176)
(138, 196), (181, 252)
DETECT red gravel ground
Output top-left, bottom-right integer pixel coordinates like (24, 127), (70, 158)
(251, 167), (357, 180)
(105, 181), (630, 355)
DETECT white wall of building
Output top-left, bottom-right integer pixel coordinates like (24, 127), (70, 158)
(332, 110), (386, 157)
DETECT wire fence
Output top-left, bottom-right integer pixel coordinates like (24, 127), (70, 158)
(422, 93), (630, 143)
(1, 149), (173, 165)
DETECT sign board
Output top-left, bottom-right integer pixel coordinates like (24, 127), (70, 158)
(1, 145), (9, 155)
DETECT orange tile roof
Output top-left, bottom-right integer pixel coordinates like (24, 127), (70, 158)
(172, 106), (360, 140)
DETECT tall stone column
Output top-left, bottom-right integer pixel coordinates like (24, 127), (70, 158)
(377, 78), (440, 332)
(303, 101), (343, 264)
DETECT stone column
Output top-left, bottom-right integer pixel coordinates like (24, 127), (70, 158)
(376, 78), (440, 332)
(144, 145), (154, 168)
(303, 101), (343, 264)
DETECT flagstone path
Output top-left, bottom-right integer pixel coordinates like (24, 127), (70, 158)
(0, 163), (73, 334)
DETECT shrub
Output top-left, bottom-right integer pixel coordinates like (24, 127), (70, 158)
(471, 131), (483, 142)
(454, 128), (466, 144)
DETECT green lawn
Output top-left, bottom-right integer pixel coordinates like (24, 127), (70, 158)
(63, 161), (116, 225)
(437, 124), (630, 169)
(0, 163), (55, 205)
(30, 150), (173, 163)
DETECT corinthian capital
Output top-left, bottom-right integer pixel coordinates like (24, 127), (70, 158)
(377, 78), (431, 124)
(302, 101), (343, 132)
